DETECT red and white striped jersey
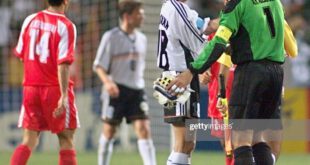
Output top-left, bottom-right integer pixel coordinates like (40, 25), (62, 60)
(15, 10), (77, 86)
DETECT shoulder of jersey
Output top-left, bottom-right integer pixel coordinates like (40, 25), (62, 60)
(163, 0), (174, 9)
(136, 30), (147, 39)
(24, 13), (38, 25)
(106, 27), (120, 37)
(223, 0), (242, 14)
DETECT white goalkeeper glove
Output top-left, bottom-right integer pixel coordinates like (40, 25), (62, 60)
(153, 72), (194, 106)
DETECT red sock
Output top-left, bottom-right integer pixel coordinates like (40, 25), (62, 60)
(226, 156), (234, 165)
(59, 149), (77, 165)
(10, 145), (32, 165)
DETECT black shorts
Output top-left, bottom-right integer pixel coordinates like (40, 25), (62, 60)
(101, 84), (149, 125)
(268, 99), (283, 130)
(229, 60), (283, 130)
(163, 71), (200, 124)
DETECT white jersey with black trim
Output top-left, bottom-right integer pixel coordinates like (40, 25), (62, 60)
(157, 0), (207, 71)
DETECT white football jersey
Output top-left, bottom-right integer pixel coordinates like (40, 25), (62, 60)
(157, 0), (207, 71)
(93, 27), (147, 89)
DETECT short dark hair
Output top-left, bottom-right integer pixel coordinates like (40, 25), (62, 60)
(118, 0), (142, 19)
(48, 0), (64, 6)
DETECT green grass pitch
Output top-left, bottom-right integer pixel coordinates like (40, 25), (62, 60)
(1, 151), (309, 164)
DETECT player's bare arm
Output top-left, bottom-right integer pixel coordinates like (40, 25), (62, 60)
(94, 66), (119, 98)
(54, 64), (70, 118)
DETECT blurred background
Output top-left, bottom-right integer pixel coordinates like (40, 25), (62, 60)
(0, 0), (310, 164)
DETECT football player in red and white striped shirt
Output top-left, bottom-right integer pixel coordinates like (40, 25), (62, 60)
(10, 1), (79, 165)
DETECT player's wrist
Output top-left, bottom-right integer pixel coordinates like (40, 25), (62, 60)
(217, 94), (223, 99)
(188, 65), (198, 75)
(104, 79), (114, 85)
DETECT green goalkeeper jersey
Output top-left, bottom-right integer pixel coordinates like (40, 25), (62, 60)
(189, 0), (285, 74)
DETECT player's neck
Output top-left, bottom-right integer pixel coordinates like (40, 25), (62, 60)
(47, 6), (65, 14)
(120, 23), (135, 34)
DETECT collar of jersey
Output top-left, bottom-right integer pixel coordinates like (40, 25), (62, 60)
(43, 10), (65, 17)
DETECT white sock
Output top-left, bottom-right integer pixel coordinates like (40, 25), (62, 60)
(167, 151), (174, 165)
(137, 139), (157, 165)
(98, 135), (114, 165)
(271, 153), (276, 165)
(170, 152), (190, 165)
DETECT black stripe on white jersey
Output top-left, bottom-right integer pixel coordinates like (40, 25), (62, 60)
(178, 1), (188, 17)
(179, 40), (194, 68)
(170, 0), (204, 43)
(171, 0), (204, 42)
(180, 40), (201, 118)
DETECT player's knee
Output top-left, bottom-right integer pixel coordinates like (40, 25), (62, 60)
(58, 137), (74, 149)
(174, 141), (196, 154)
(57, 131), (75, 149)
(103, 128), (116, 140)
(22, 138), (39, 150)
(22, 130), (40, 150)
(137, 125), (150, 139)
(232, 130), (253, 148)
(103, 132), (115, 140)
(185, 141), (196, 153)
(103, 123), (117, 140)
(134, 120), (151, 139)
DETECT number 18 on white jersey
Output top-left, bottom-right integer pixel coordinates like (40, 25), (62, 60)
(157, 0), (207, 72)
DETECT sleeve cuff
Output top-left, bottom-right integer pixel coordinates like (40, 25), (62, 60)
(93, 63), (108, 73)
(57, 57), (74, 65)
(14, 49), (23, 60)
(188, 64), (199, 75)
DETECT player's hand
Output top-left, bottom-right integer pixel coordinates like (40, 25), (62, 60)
(105, 81), (119, 98)
(166, 69), (193, 95)
(216, 98), (228, 116)
(199, 70), (212, 85)
(53, 95), (68, 118)
(204, 18), (219, 35)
